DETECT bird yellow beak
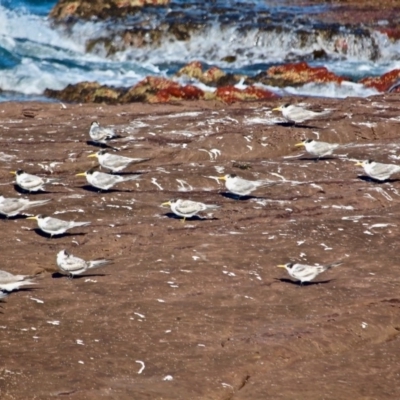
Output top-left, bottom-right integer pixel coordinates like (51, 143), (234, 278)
(355, 162), (363, 166)
(26, 216), (38, 220)
(161, 201), (171, 207)
(276, 264), (286, 268)
(272, 106), (282, 112)
(87, 153), (98, 159)
(10, 171), (16, 175)
(295, 142), (305, 147)
(75, 172), (87, 177)
(217, 176), (226, 181)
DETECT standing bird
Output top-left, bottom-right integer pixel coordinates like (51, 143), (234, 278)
(0, 269), (37, 291)
(89, 121), (118, 145)
(277, 261), (343, 285)
(161, 199), (220, 222)
(76, 169), (141, 191)
(0, 196), (51, 218)
(355, 160), (400, 181)
(11, 170), (59, 192)
(26, 214), (91, 237)
(272, 103), (331, 124)
(88, 150), (149, 173)
(56, 250), (111, 278)
(295, 138), (340, 159)
(217, 174), (275, 197)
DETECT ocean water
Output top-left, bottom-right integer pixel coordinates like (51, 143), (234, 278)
(1, 0), (400, 102)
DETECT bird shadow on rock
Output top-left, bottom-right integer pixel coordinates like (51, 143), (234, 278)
(51, 272), (107, 279)
(275, 122), (322, 129)
(298, 156), (337, 162)
(86, 140), (121, 151)
(357, 176), (400, 184)
(79, 185), (133, 194)
(32, 229), (87, 239)
(164, 212), (218, 222)
(0, 214), (31, 221)
(275, 277), (334, 286)
(220, 192), (263, 201)
(13, 185), (54, 195)
(8, 287), (41, 294)
(110, 171), (146, 177)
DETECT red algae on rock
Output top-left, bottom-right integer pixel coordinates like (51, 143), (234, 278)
(360, 69), (400, 92)
(122, 76), (205, 103)
(378, 27), (400, 41)
(214, 85), (277, 103)
(147, 85), (205, 103)
(44, 74), (278, 104)
(267, 62), (346, 86)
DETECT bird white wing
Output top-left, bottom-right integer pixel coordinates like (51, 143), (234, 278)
(92, 172), (122, 187)
(58, 255), (87, 273)
(291, 264), (322, 280)
(312, 141), (338, 155)
(369, 163), (400, 180)
(101, 154), (132, 169)
(0, 198), (25, 215)
(228, 178), (255, 194)
(42, 217), (71, 231)
(0, 270), (29, 283)
(92, 126), (115, 141)
(19, 174), (44, 189)
(175, 200), (205, 214)
(0, 198), (49, 216)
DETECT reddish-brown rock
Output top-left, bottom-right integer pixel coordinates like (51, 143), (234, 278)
(215, 85), (278, 103)
(266, 61), (346, 86)
(44, 81), (123, 104)
(360, 69), (400, 92)
(49, 0), (170, 20)
(378, 27), (400, 41)
(44, 75), (278, 104)
(3, 96), (400, 398)
(122, 76), (205, 103)
(176, 61), (242, 87)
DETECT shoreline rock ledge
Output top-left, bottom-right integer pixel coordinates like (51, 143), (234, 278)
(49, 0), (170, 20)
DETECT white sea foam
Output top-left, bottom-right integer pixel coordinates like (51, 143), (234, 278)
(0, 4), (400, 100)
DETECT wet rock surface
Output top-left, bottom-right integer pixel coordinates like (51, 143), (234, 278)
(1, 95), (400, 398)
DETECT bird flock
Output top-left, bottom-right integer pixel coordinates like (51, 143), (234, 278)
(1, 103), (399, 302)
(0, 121), (150, 300)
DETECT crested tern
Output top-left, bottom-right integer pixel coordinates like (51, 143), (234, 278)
(88, 150), (149, 173)
(161, 199), (220, 222)
(76, 169), (141, 190)
(11, 170), (58, 192)
(217, 174), (275, 197)
(26, 214), (91, 236)
(277, 261), (343, 284)
(0, 269), (37, 291)
(273, 103), (331, 124)
(295, 138), (339, 158)
(355, 160), (400, 181)
(0, 196), (51, 218)
(89, 121), (118, 145)
(56, 249), (111, 278)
